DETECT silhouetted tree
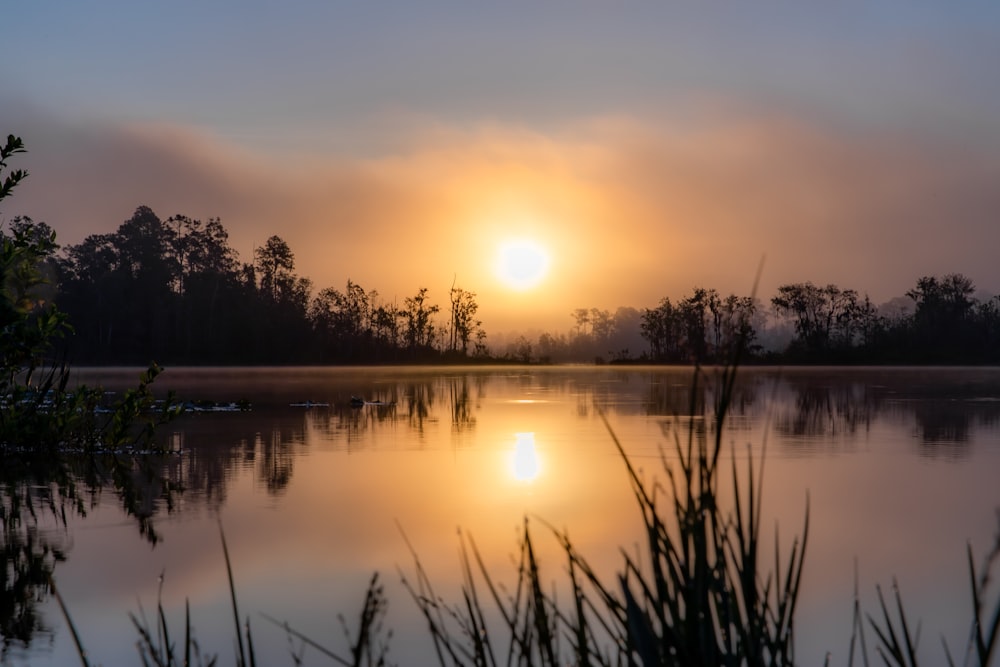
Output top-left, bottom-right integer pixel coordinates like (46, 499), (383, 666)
(255, 236), (295, 303)
(712, 294), (759, 358)
(608, 306), (645, 360)
(371, 301), (401, 351)
(448, 285), (480, 355)
(2, 137), (182, 651)
(854, 295), (885, 351)
(165, 214), (240, 359)
(590, 308), (613, 348)
(58, 232), (120, 354)
(509, 335), (532, 363)
(677, 288), (715, 362)
(642, 297), (683, 361)
(310, 279), (374, 360)
(905, 273), (978, 360)
(402, 287), (440, 354)
(772, 282), (859, 357)
(59, 206), (178, 361)
(972, 296), (1000, 362)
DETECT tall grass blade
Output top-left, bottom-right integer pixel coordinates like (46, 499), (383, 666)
(970, 541), (989, 665)
(157, 572), (172, 665)
(848, 559), (870, 667)
(218, 524), (247, 667)
(396, 524), (467, 666)
(891, 579), (920, 667)
(50, 576), (91, 667)
(967, 523), (1000, 667)
(259, 613), (352, 666)
(523, 524), (557, 666)
(185, 599), (191, 667)
(867, 582), (921, 667)
(566, 550), (591, 667)
(456, 534), (496, 667)
(244, 617), (257, 667)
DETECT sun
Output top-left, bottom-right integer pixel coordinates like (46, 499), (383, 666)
(495, 239), (550, 290)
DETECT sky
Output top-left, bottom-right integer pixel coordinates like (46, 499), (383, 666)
(3, 2), (1000, 333)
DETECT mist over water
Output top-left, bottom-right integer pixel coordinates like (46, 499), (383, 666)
(6, 365), (1000, 666)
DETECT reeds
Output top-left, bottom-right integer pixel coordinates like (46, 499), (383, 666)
(862, 511), (1000, 667)
(394, 362), (808, 666)
(49, 359), (1000, 666)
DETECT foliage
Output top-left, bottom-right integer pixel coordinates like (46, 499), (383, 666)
(536, 274), (998, 365)
(771, 282), (859, 355)
(56, 206), (489, 364)
(641, 289), (759, 363)
(448, 284), (481, 355)
(0, 136), (28, 203)
(0, 139), (178, 452)
(1, 136), (181, 652)
(402, 287), (440, 353)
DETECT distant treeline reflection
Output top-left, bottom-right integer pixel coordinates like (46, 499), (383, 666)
(9, 205), (998, 365)
(78, 368), (993, 577)
(3, 369), (999, 651)
(162, 370), (1000, 508)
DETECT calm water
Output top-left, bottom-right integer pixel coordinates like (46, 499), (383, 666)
(6, 366), (1000, 666)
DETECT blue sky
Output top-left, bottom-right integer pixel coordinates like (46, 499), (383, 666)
(4, 2), (1000, 331)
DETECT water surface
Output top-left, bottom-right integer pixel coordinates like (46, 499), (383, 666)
(6, 366), (1000, 666)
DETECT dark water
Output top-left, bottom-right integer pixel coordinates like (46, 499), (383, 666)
(4, 366), (1000, 666)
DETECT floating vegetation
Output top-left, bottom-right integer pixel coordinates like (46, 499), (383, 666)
(176, 399), (252, 413)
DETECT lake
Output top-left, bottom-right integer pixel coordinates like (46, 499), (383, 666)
(4, 365), (1000, 666)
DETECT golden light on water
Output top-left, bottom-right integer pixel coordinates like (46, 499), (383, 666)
(511, 432), (541, 482)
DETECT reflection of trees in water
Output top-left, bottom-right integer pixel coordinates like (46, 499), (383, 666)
(773, 380), (878, 443)
(1, 448), (178, 650)
(405, 381), (436, 435)
(765, 371), (1000, 457)
(448, 375), (478, 432)
(911, 401), (972, 460)
(161, 435), (229, 512)
(294, 378), (457, 443)
(162, 414), (309, 502)
(256, 430), (298, 494)
(646, 377), (705, 418)
(901, 398), (1000, 460)
(300, 404), (396, 452)
(157, 372), (1000, 506)
(639, 371), (762, 443)
(618, 369), (1000, 458)
(6, 369), (999, 650)
(0, 526), (62, 658)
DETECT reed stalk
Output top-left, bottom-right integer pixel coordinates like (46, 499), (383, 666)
(48, 357), (998, 666)
(395, 359), (809, 666)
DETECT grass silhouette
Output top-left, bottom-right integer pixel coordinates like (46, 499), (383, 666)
(52, 361), (999, 666)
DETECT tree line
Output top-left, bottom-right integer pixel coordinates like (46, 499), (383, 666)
(29, 205), (487, 364)
(765, 275), (1000, 363)
(6, 202), (1000, 366)
(637, 276), (999, 364)
(516, 276), (1000, 365)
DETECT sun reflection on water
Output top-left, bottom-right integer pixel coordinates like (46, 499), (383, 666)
(511, 432), (541, 482)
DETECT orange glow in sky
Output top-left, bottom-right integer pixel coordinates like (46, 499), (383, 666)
(5, 4), (1000, 334)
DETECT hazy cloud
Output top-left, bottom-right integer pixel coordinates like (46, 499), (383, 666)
(4, 105), (998, 332)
